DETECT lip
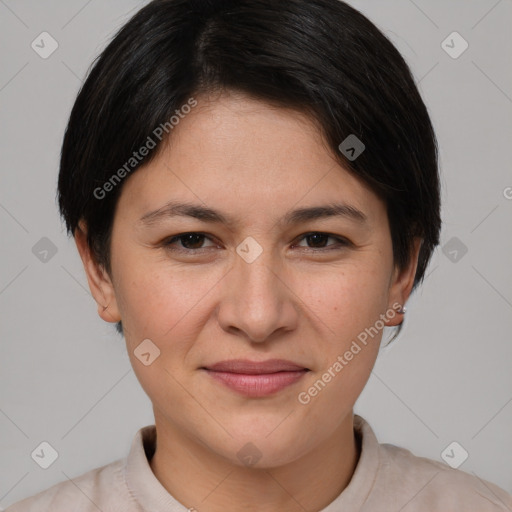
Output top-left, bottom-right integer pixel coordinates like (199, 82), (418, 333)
(201, 359), (310, 398)
(204, 359), (308, 374)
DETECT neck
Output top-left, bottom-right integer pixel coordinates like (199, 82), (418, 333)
(149, 411), (360, 512)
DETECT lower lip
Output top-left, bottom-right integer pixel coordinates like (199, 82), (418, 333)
(203, 369), (308, 397)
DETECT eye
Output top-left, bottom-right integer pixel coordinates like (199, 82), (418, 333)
(293, 232), (350, 250)
(162, 232), (218, 252)
(161, 231), (350, 255)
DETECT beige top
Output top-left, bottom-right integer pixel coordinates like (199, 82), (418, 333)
(6, 415), (512, 511)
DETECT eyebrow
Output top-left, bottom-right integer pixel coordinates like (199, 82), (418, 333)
(138, 200), (368, 227)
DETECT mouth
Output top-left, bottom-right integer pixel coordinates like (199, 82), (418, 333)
(200, 359), (310, 398)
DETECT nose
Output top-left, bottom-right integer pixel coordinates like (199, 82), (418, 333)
(216, 243), (299, 343)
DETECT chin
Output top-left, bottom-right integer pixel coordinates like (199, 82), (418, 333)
(210, 420), (312, 469)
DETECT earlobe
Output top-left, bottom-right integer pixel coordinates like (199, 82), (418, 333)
(74, 221), (122, 324)
(385, 237), (422, 327)
(98, 301), (121, 324)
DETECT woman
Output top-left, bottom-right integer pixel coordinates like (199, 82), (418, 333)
(7, 0), (512, 510)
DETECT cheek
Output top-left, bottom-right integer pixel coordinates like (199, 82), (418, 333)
(113, 251), (226, 348)
(299, 262), (391, 342)
(114, 246), (392, 353)
(113, 257), (222, 410)
(292, 268), (387, 415)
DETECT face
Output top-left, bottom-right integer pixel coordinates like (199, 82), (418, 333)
(77, 91), (419, 468)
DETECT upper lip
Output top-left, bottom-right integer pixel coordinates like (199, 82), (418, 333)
(203, 359), (309, 374)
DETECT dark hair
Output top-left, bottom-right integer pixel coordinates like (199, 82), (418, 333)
(58, 0), (441, 337)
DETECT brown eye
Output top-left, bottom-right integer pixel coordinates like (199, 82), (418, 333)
(295, 232), (349, 250)
(163, 232), (217, 251)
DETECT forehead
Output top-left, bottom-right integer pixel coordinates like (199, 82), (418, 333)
(117, 92), (385, 227)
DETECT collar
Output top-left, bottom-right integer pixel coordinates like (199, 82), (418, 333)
(124, 414), (381, 511)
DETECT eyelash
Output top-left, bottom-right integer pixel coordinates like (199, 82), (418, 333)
(161, 232), (351, 254)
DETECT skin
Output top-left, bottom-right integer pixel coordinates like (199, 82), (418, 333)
(75, 91), (421, 512)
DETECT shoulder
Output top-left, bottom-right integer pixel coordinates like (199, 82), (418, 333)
(375, 441), (512, 511)
(5, 458), (133, 512)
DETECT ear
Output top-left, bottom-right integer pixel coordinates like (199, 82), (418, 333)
(385, 237), (423, 327)
(74, 221), (121, 324)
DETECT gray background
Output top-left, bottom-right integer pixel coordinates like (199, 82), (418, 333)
(1, 0), (511, 508)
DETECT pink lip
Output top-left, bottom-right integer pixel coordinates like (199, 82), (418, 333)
(201, 359), (310, 397)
